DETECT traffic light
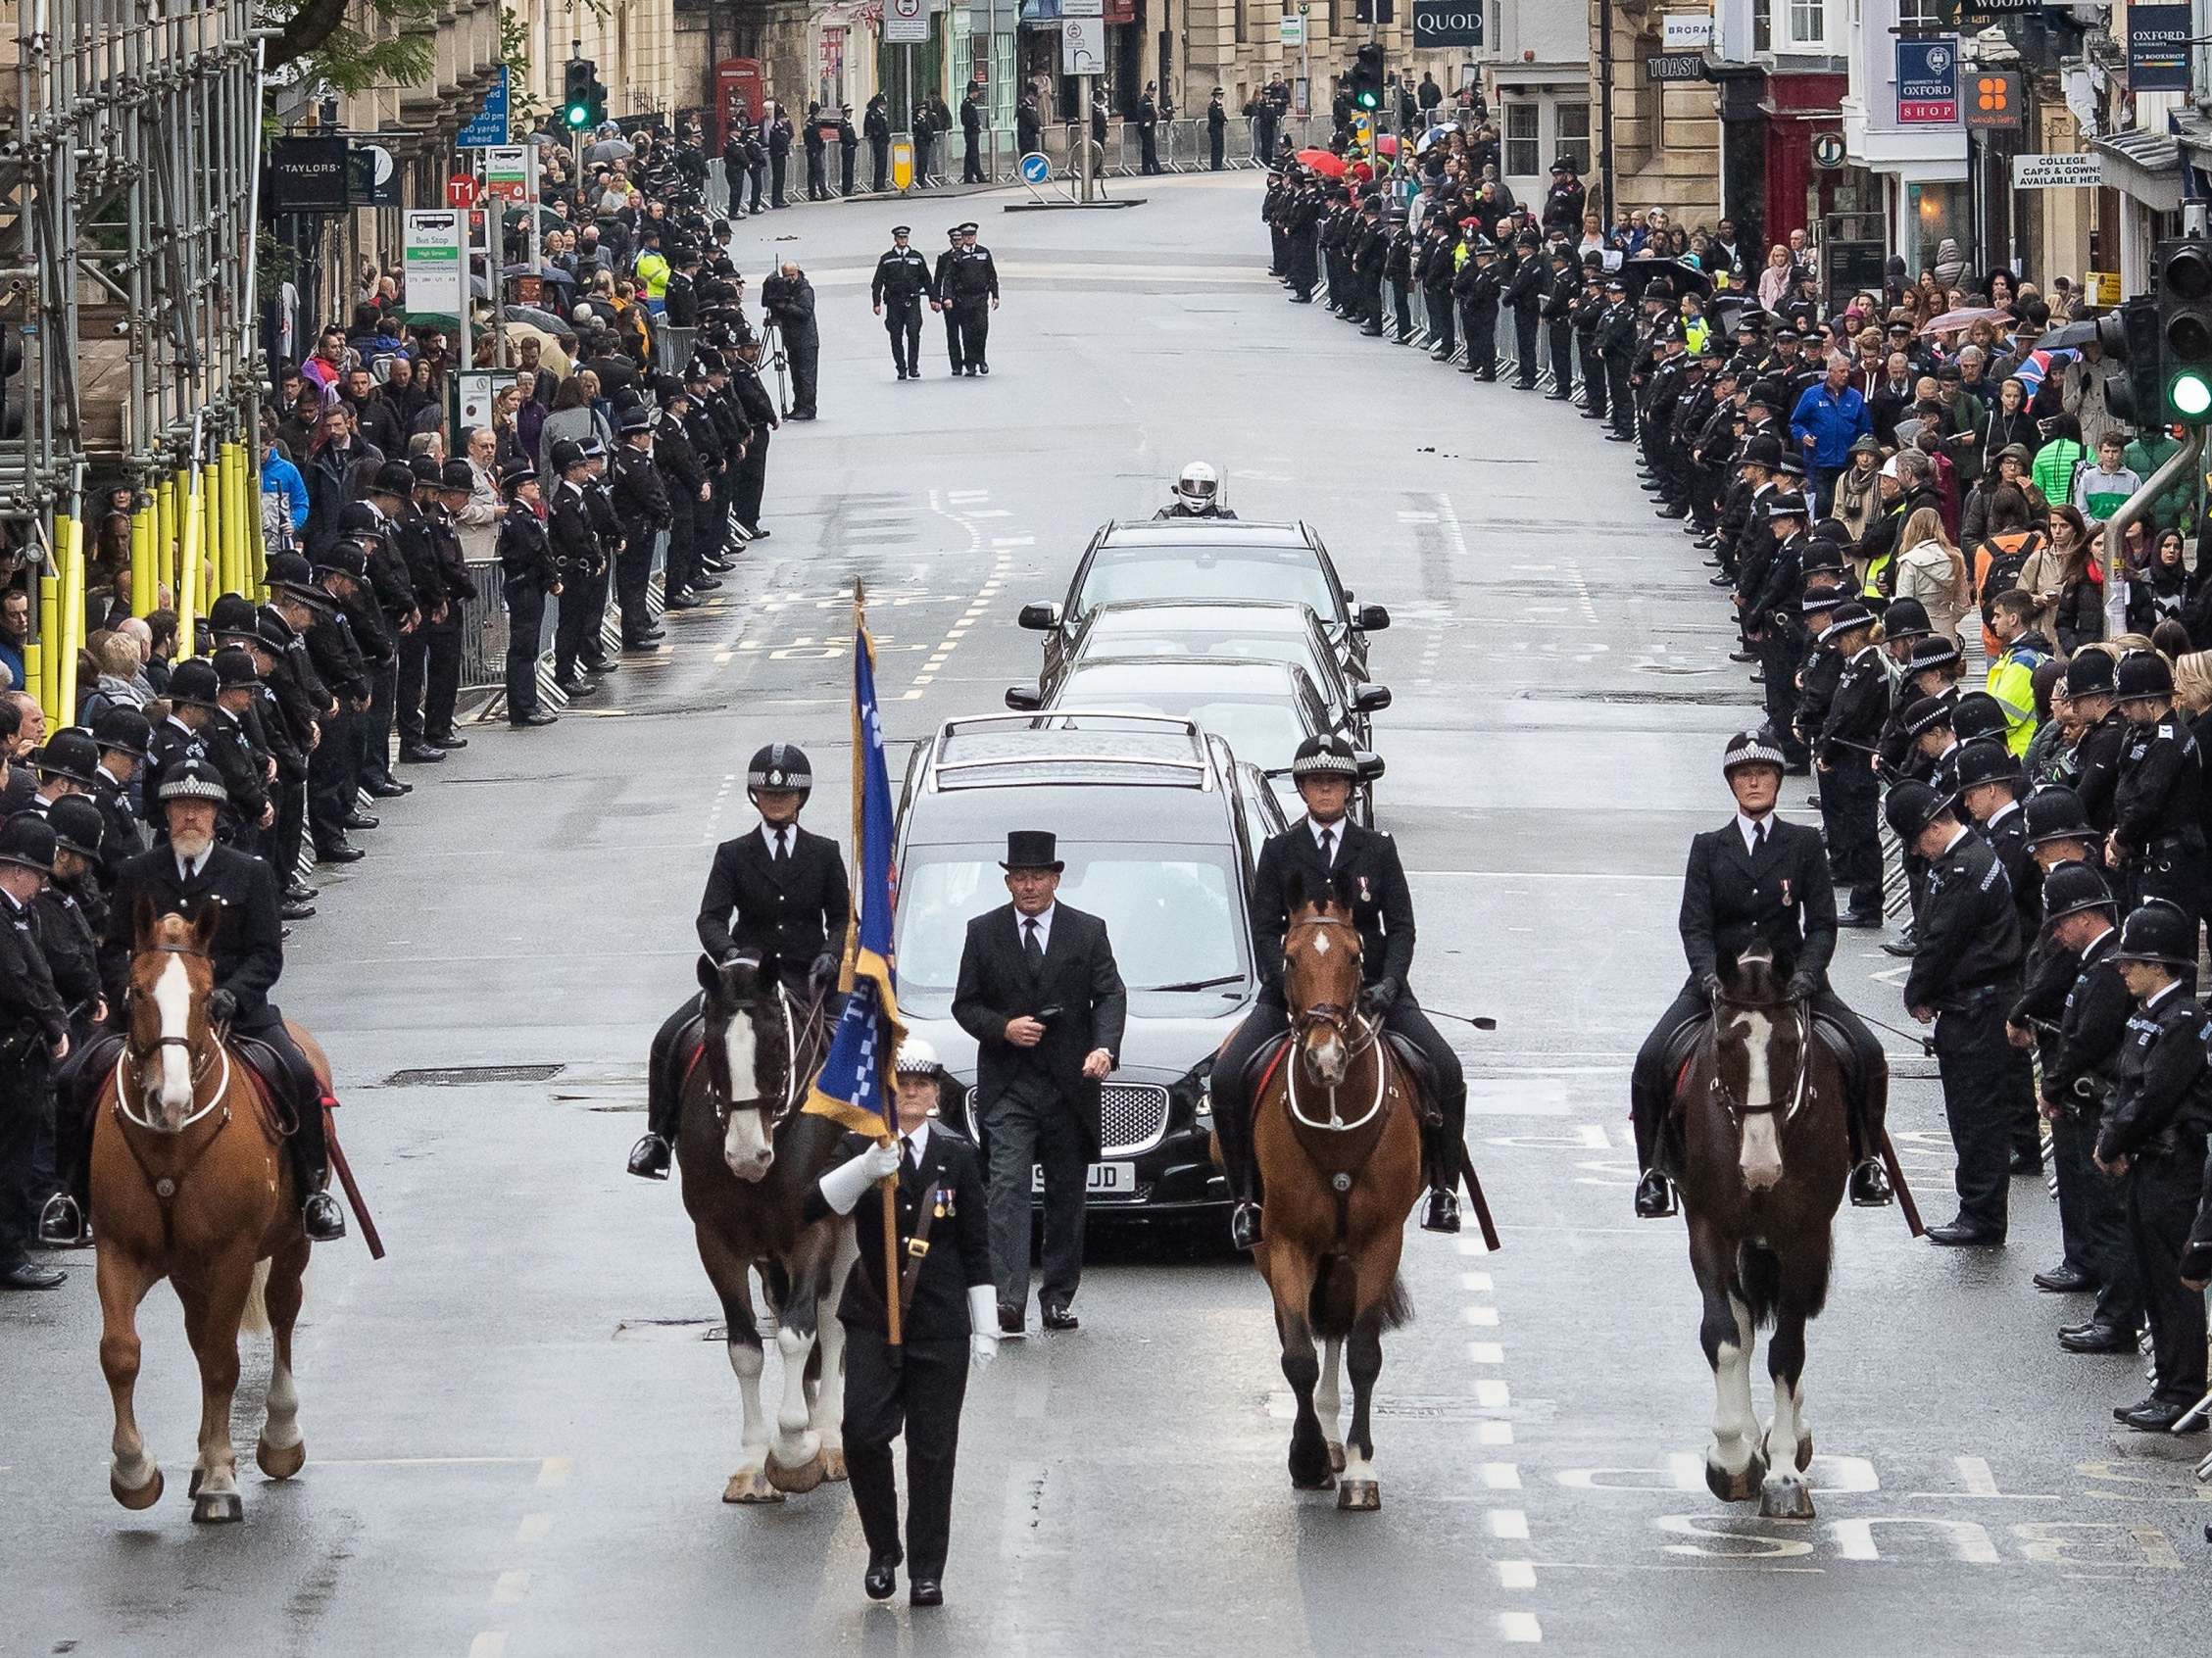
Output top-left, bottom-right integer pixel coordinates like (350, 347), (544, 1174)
(564, 59), (597, 130)
(2096, 298), (2161, 429)
(1351, 45), (1384, 114)
(2155, 237), (2212, 421)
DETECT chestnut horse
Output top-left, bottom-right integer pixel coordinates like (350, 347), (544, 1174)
(1670, 943), (1849, 1521)
(1250, 868), (1422, 1511)
(93, 903), (327, 1524)
(676, 952), (853, 1504)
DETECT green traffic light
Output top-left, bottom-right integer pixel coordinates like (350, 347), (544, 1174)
(2173, 370), (2212, 419)
(565, 103), (590, 128)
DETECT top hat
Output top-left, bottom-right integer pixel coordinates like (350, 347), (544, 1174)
(1000, 829), (1063, 872)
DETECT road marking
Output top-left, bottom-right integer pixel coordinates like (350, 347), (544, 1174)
(1462, 1305), (1500, 1327)
(1460, 1270), (1494, 1292)
(491, 1571), (530, 1605)
(1467, 1341), (1503, 1363)
(1499, 1611), (1545, 1643)
(1958, 1456), (2000, 1497)
(516, 1513), (554, 1542)
(1483, 1462), (1524, 1490)
(468, 1635), (509, 1658)
(1490, 1509), (1530, 1539)
(1480, 1422), (1515, 1446)
(1497, 1561), (1538, 1589)
(1477, 1379), (1511, 1408)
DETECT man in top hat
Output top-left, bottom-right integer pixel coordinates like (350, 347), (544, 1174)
(951, 829), (1126, 1334)
(0, 813), (70, 1288)
(872, 226), (936, 380)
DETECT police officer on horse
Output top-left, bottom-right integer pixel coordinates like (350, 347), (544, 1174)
(629, 743), (851, 1179)
(1210, 734), (1469, 1249)
(1629, 732), (1892, 1220)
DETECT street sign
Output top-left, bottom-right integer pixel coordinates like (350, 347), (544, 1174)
(2087, 270), (2122, 307)
(892, 140), (914, 191)
(1060, 16), (1105, 75)
(1351, 113), (1372, 148)
(1646, 52), (1707, 84)
(1410, 0), (1483, 48)
(2128, 3), (2191, 92)
(1964, 72), (2020, 130)
(347, 143), (398, 207)
(1661, 13), (1713, 48)
(269, 136), (350, 215)
(458, 65), (510, 147)
(402, 211), (467, 319)
(886, 0), (929, 44)
(1894, 36), (1959, 125)
(1279, 12), (1303, 44)
(2011, 152), (2102, 190)
(1062, 0), (1103, 13)
(483, 144), (534, 204)
(1811, 131), (1845, 171)
(1019, 152), (1052, 184)
(445, 174), (481, 209)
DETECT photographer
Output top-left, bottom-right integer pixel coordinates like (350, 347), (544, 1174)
(762, 262), (819, 421)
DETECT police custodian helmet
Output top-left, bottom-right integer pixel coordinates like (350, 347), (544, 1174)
(2111, 900), (2197, 968)
(747, 743), (812, 800)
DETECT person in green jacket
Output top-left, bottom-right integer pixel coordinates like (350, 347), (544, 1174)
(2123, 424), (2201, 535)
(2031, 413), (2088, 514)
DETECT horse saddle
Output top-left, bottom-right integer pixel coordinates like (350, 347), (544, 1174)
(227, 1033), (320, 1139)
(1237, 1030), (1442, 1128)
(1666, 1009), (1862, 1102)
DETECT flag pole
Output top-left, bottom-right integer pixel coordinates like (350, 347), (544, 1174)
(856, 580), (904, 1349)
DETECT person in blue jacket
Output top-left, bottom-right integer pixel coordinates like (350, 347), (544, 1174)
(1789, 356), (1872, 515)
(261, 427), (310, 555)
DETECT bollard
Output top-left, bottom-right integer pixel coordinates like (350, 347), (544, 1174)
(57, 512), (81, 720)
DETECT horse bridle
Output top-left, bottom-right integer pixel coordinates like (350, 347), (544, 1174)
(116, 939), (230, 1135)
(707, 975), (804, 1130)
(1284, 914), (1386, 1134)
(1707, 995), (1813, 1121)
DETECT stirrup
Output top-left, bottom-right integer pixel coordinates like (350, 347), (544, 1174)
(1420, 1186), (1461, 1235)
(36, 1193), (86, 1247)
(302, 1190), (348, 1243)
(1848, 1157), (1893, 1207)
(627, 1133), (672, 1181)
(1634, 1170), (1678, 1219)
(1229, 1200), (1262, 1251)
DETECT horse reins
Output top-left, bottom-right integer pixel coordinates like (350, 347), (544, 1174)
(705, 977), (807, 1128)
(1281, 913), (1407, 1243)
(111, 939), (235, 1212)
(1706, 997), (1814, 1121)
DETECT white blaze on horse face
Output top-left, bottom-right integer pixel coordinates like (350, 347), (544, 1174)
(1735, 1009), (1785, 1190)
(151, 953), (196, 1128)
(720, 1014), (774, 1180)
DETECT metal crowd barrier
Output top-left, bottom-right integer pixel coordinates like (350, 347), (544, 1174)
(656, 324), (697, 373)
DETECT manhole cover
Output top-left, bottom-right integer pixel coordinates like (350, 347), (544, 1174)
(382, 1063), (566, 1087)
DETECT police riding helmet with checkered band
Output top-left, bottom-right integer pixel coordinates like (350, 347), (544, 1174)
(895, 1036), (945, 1077)
(1291, 733), (1358, 779)
(747, 743), (812, 801)
(156, 756), (228, 805)
(1721, 731), (1787, 777)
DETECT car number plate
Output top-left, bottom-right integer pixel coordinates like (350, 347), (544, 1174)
(1032, 1162), (1136, 1195)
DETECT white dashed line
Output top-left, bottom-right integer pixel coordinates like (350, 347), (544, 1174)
(1499, 1610), (1545, 1643)
(1489, 1509), (1530, 1540)
(1497, 1561), (1538, 1590)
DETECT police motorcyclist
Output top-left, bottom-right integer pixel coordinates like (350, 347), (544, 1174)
(1155, 462), (1237, 520)
(627, 743), (853, 1179)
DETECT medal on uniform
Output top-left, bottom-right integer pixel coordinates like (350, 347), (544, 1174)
(1781, 877), (1792, 906)
(1358, 875), (1371, 903)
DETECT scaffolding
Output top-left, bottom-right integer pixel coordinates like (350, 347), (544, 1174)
(1, 0), (265, 719)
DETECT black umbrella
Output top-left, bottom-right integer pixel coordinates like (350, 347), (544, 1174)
(2037, 318), (2096, 352)
(1616, 256), (1713, 303)
(503, 303), (568, 333)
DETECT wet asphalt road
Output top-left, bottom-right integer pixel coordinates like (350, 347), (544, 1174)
(4, 174), (2209, 1658)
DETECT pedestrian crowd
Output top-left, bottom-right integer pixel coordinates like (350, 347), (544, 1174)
(0, 118), (813, 1292)
(1269, 156), (2212, 1432)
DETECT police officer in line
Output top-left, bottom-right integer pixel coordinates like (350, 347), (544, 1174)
(2104, 651), (2204, 924)
(2064, 648), (2128, 832)
(610, 405), (672, 652)
(1629, 732), (1892, 1219)
(546, 439), (607, 699)
(1456, 234), (1500, 381)
(1540, 247), (1577, 400)
(2012, 858), (2141, 1354)
(1211, 735), (1470, 1248)
(0, 814), (70, 1289)
(398, 461), (480, 758)
(871, 225), (936, 380)
(1813, 600), (1887, 927)
(807, 1037), (996, 1606)
(1886, 779), (2032, 1246)
(494, 458), (560, 730)
(932, 227), (967, 373)
(87, 706), (152, 876)
(628, 743), (851, 1180)
(1500, 229), (1546, 390)
(941, 222), (1001, 377)
(2092, 900), (2212, 1434)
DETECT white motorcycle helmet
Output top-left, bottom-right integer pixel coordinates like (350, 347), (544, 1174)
(1174, 461), (1220, 514)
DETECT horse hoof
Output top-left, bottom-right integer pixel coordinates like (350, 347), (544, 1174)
(1327, 1441), (1347, 1474)
(1704, 1454), (1766, 1504)
(820, 1447), (849, 1484)
(192, 1491), (244, 1525)
(1758, 1475), (1816, 1521)
(257, 1439), (307, 1481)
(764, 1452), (825, 1494)
(1336, 1479), (1381, 1512)
(111, 1468), (164, 1511)
(722, 1469), (785, 1504)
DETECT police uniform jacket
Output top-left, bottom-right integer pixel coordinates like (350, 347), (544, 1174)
(1818, 643), (1886, 768)
(584, 475), (623, 558)
(204, 707), (270, 828)
(611, 444), (672, 539)
(1978, 800), (2040, 940)
(140, 716), (207, 823)
(1902, 827), (2023, 1010)
(31, 881), (99, 1017)
(2111, 714), (2204, 857)
(547, 480), (601, 579)
(103, 841), (285, 1034)
(420, 507), (478, 606)
(947, 245), (1000, 305)
(303, 608), (372, 707)
(805, 1125), (994, 1341)
(2068, 709), (2128, 831)
(2098, 984), (2212, 1163)
(1250, 819), (1415, 1007)
(0, 886), (67, 1056)
(695, 824), (851, 969)
(731, 366), (777, 431)
(497, 505), (558, 591)
(2036, 926), (2130, 1111)
(663, 269), (697, 328)
(1596, 301), (1638, 365)
(707, 387), (752, 460)
(337, 582), (395, 668)
(654, 416), (707, 500)
(871, 246), (935, 310)
(1677, 816), (1838, 991)
(392, 513), (445, 610)
(88, 767), (147, 876)
(952, 902), (1127, 1150)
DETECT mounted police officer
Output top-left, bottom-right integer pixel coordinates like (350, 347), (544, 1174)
(1630, 732), (1892, 1219)
(627, 743), (852, 1179)
(1210, 734), (1468, 1249)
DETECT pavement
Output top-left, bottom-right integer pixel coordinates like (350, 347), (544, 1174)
(5, 174), (2208, 1658)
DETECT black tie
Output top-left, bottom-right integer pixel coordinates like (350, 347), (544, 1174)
(1318, 827), (1336, 865)
(901, 1135), (917, 1178)
(773, 830), (789, 864)
(1023, 916), (1044, 970)
(1755, 820), (1768, 853)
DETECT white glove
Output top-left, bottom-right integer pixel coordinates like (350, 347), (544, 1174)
(968, 1286), (1001, 1369)
(970, 1333), (998, 1371)
(816, 1139), (903, 1214)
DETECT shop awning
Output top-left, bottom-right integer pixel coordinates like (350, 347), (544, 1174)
(2090, 128), (2183, 215)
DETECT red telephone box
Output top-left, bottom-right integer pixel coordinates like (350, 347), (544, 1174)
(715, 59), (766, 146)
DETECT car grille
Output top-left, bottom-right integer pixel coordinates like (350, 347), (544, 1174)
(962, 1082), (1174, 1158)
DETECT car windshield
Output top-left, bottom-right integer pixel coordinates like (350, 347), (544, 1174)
(1083, 617), (1343, 711)
(1057, 665), (1312, 770)
(895, 841), (1251, 1016)
(1074, 545), (1339, 621)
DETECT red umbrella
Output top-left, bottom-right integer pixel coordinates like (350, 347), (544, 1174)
(1296, 148), (1348, 178)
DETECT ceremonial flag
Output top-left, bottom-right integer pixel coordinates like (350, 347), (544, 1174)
(802, 587), (904, 1143)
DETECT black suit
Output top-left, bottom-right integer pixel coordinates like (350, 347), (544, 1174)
(952, 902), (1126, 1311)
(0, 888), (67, 1270)
(807, 1125), (992, 1580)
(1630, 814), (1888, 1174)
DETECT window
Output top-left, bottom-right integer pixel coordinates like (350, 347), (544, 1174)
(1752, 0), (1771, 54)
(1234, 0), (1247, 44)
(1896, 0), (1945, 28)
(1554, 100), (1591, 178)
(1786, 0), (1828, 50)
(1503, 100), (1539, 178)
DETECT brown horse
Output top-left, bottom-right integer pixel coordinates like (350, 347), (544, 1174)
(92, 903), (327, 1524)
(675, 951), (852, 1504)
(1250, 868), (1422, 1511)
(1670, 943), (1850, 1521)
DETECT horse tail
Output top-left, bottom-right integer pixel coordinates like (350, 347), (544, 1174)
(241, 1258), (273, 1338)
(1736, 1241), (1781, 1333)
(1377, 1273), (1414, 1333)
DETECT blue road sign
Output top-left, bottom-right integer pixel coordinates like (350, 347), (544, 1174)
(459, 66), (511, 147)
(1020, 151), (1052, 184)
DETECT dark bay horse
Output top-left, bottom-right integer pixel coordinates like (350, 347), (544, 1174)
(1250, 869), (1422, 1511)
(675, 951), (851, 1503)
(92, 903), (325, 1524)
(1670, 943), (1849, 1521)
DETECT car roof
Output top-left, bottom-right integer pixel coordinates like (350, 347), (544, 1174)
(901, 783), (1245, 850)
(918, 712), (1223, 794)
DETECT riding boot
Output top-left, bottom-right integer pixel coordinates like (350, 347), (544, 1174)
(1418, 1125), (1461, 1234)
(1628, 1076), (1678, 1218)
(1826, 1004), (1895, 1207)
(632, 998), (701, 1179)
(1212, 1085), (1263, 1249)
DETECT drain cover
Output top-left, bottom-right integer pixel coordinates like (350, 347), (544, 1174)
(382, 1063), (566, 1087)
